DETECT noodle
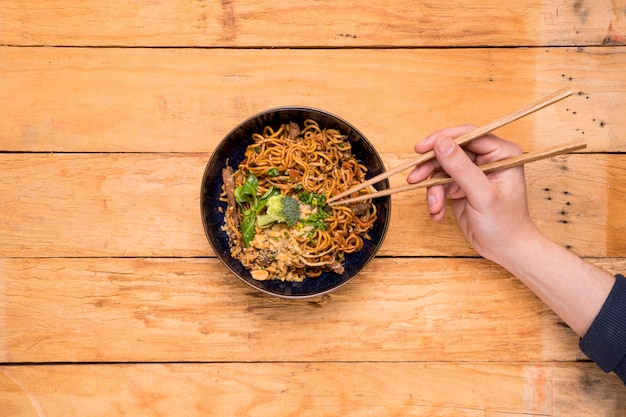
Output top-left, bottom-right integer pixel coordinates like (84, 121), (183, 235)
(221, 119), (377, 282)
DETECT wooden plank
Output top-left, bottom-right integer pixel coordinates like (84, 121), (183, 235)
(1, 0), (625, 47)
(3, 257), (624, 363)
(1, 46), (625, 153)
(1, 362), (625, 416)
(1, 153), (625, 258)
(0, 153), (207, 258)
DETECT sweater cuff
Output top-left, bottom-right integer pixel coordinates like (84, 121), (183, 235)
(579, 274), (626, 373)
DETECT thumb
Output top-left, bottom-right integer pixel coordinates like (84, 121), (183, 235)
(433, 135), (492, 202)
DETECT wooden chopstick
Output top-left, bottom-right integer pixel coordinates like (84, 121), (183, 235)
(326, 88), (573, 204)
(329, 140), (586, 206)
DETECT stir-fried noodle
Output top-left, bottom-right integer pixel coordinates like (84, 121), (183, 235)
(221, 119), (377, 282)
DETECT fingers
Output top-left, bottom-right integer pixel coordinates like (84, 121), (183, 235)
(410, 123), (523, 221)
(426, 184), (447, 221)
(410, 125), (478, 220)
(432, 135), (493, 205)
(414, 123), (522, 165)
(406, 158), (439, 184)
(408, 124), (479, 183)
(414, 124), (477, 153)
(406, 159), (448, 220)
(462, 135), (524, 165)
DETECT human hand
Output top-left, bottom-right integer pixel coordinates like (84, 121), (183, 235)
(407, 125), (617, 340)
(406, 124), (540, 263)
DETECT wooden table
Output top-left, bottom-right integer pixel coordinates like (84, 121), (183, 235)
(2, 1), (626, 415)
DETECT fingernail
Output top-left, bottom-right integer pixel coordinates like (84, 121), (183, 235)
(417, 133), (436, 147)
(436, 136), (455, 156)
(415, 138), (428, 148)
(427, 195), (437, 211)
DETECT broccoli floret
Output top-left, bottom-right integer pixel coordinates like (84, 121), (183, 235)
(256, 195), (301, 228)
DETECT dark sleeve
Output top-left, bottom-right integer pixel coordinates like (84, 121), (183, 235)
(579, 274), (626, 384)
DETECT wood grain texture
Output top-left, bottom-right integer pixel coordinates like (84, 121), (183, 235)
(1, 362), (625, 417)
(1, 153), (625, 258)
(1, 0), (625, 47)
(2, 257), (624, 363)
(1, 46), (625, 153)
(3, 0), (626, 412)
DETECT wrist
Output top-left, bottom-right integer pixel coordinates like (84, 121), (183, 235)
(487, 223), (615, 336)
(484, 222), (548, 272)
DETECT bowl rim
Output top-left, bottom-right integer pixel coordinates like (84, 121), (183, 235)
(200, 105), (391, 299)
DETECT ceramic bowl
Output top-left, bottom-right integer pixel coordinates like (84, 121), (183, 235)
(200, 106), (390, 298)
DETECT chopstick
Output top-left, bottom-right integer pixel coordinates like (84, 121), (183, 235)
(326, 88), (573, 204)
(329, 140), (586, 206)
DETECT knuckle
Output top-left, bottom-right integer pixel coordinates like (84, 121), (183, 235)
(510, 142), (523, 156)
(450, 147), (473, 173)
(460, 123), (478, 131)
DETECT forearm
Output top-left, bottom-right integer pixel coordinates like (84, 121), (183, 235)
(414, 130), (617, 337)
(493, 226), (615, 337)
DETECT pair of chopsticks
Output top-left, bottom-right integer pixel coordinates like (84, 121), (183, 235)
(328, 88), (585, 206)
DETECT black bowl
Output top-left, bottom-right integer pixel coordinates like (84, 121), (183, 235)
(200, 107), (390, 299)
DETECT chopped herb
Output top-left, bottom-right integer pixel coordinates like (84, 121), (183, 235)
(266, 167), (281, 177)
(296, 189), (332, 232)
(233, 174), (279, 247)
(298, 190), (327, 208)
